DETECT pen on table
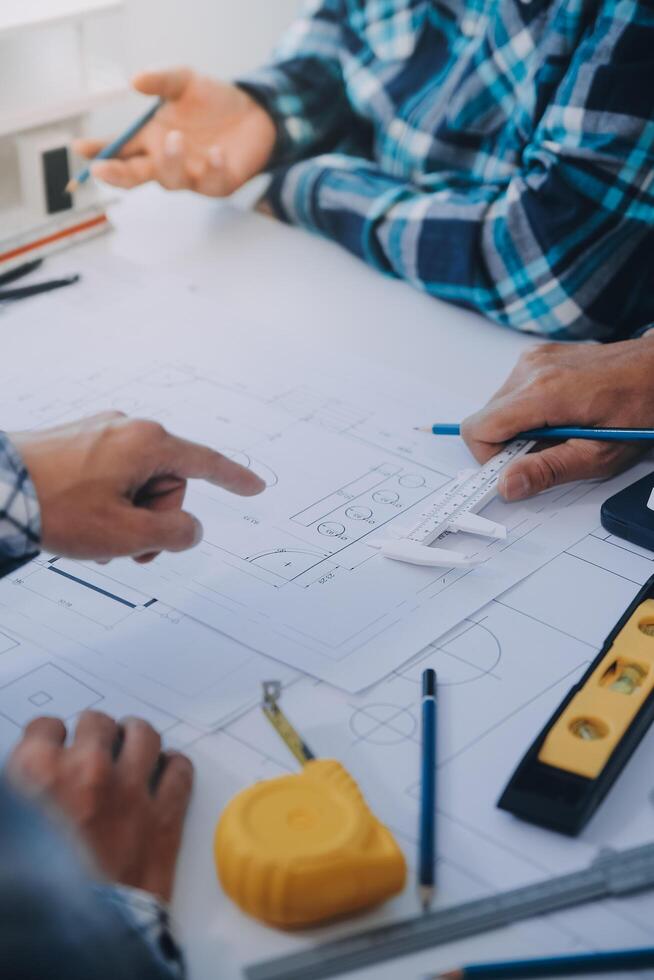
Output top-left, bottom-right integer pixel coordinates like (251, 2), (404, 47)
(0, 259), (44, 288)
(419, 668), (437, 912)
(433, 945), (654, 978)
(0, 275), (80, 303)
(66, 98), (164, 193)
(417, 423), (654, 443)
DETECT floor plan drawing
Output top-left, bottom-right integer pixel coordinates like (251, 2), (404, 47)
(0, 555), (297, 728)
(2, 333), (651, 690)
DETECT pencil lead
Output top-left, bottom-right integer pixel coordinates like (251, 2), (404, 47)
(419, 884), (434, 913)
(414, 425), (431, 432)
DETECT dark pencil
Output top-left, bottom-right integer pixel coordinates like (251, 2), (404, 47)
(435, 946), (654, 978)
(419, 668), (437, 912)
(0, 275), (80, 302)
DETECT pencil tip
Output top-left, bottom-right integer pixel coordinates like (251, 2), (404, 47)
(419, 885), (434, 913)
(414, 426), (430, 432)
(65, 179), (78, 194)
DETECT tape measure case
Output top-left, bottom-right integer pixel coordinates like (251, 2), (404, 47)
(215, 759), (406, 928)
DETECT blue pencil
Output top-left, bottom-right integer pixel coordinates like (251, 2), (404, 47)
(438, 945), (654, 978)
(66, 98), (164, 193)
(417, 423), (654, 442)
(419, 668), (437, 912)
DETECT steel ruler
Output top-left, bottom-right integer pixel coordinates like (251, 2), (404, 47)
(244, 841), (654, 980)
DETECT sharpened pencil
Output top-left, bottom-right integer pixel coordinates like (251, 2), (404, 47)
(434, 945), (654, 978)
(66, 98), (164, 193)
(416, 423), (654, 442)
(419, 668), (437, 912)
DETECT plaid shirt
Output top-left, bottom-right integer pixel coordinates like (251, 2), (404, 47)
(0, 433), (40, 573)
(239, 0), (654, 339)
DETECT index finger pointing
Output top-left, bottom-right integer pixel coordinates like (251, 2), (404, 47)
(164, 436), (266, 496)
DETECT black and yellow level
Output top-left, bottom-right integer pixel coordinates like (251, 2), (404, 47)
(498, 573), (654, 835)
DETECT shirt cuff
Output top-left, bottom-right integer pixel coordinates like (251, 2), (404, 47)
(236, 68), (309, 167)
(0, 433), (40, 564)
(94, 884), (185, 977)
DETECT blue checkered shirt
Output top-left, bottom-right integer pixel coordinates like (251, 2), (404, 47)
(0, 434), (40, 572)
(239, 0), (654, 339)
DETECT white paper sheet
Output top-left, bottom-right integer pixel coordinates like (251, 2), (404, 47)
(0, 263), (650, 699)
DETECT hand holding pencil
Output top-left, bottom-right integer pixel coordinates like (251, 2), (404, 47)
(459, 336), (654, 501)
(73, 68), (276, 196)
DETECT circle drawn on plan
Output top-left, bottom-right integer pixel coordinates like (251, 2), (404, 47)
(318, 522), (346, 537)
(250, 549), (327, 580)
(399, 474), (426, 489)
(220, 449), (279, 487)
(373, 490), (400, 505)
(421, 620), (501, 686)
(350, 703), (417, 745)
(346, 506), (373, 521)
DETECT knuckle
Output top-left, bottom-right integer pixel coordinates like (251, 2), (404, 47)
(77, 747), (113, 789)
(7, 743), (56, 787)
(77, 709), (115, 729)
(530, 365), (559, 390)
(124, 716), (159, 739)
(127, 419), (167, 444)
(168, 754), (195, 788)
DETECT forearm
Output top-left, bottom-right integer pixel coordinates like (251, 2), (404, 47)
(265, 154), (654, 339)
(0, 433), (40, 574)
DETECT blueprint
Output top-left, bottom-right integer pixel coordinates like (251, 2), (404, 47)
(0, 553), (297, 728)
(1, 525), (653, 980)
(1, 324), (647, 690)
(187, 528), (654, 979)
(1, 263), (654, 978)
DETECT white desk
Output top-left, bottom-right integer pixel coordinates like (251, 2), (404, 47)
(14, 187), (653, 980)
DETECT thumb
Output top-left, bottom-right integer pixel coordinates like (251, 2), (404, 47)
(132, 68), (192, 101)
(122, 507), (204, 557)
(498, 441), (606, 501)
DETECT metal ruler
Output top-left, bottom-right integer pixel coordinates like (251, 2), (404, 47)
(244, 841), (654, 980)
(407, 438), (535, 547)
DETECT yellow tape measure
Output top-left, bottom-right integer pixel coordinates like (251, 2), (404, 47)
(214, 682), (406, 928)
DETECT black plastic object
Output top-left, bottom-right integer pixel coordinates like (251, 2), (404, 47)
(498, 574), (654, 836)
(601, 471), (654, 552)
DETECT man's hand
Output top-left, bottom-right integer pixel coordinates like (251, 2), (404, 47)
(10, 412), (265, 562)
(461, 335), (654, 501)
(7, 713), (193, 903)
(74, 69), (276, 196)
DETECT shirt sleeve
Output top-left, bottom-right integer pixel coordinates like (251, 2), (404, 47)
(95, 885), (184, 978)
(0, 433), (40, 573)
(0, 780), (185, 980)
(262, 6), (654, 339)
(236, 0), (365, 166)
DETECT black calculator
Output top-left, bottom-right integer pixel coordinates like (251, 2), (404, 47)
(601, 472), (654, 552)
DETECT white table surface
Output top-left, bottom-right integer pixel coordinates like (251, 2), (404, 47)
(57, 185), (549, 979)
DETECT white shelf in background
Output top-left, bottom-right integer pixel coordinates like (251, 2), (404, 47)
(0, 81), (128, 139)
(0, 1), (124, 40)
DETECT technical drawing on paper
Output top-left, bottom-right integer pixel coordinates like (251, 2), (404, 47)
(4, 348), (644, 691)
(0, 554), (297, 729)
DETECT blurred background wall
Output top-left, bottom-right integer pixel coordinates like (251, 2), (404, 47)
(124, 0), (299, 79)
